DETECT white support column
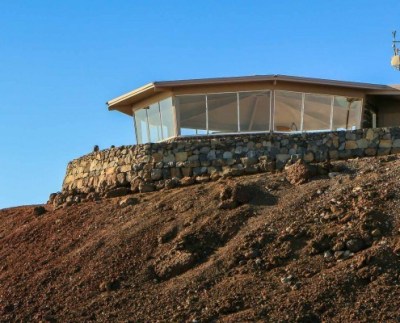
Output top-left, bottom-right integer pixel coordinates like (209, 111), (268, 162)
(237, 93), (240, 132)
(329, 96), (334, 131)
(300, 93), (305, 132)
(372, 112), (377, 128)
(172, 96), (180, 136)
(270, 90), (275, 133)
(132, 107), (138, 144)
(145, 108), (150, 142)
(206, 95), (209, 135)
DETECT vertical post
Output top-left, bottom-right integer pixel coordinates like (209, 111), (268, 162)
(330, 96), (334, 130)
(132, 108), (138, 144)
(358, 99), (364, 129)
(270, 90), (275, 133)
(372, 112), (377, 128)
(206, 95), (209, 135)
(158, 102), (164, 140)
(300, 93), (305, 132)
(237, 92), (240, 132)
(345, 99), (353, 130)
(145, 108), (150, 143)
(173, 96), (180, 136)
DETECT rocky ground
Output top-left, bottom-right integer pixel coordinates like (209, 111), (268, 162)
(1, 156), (400, 322)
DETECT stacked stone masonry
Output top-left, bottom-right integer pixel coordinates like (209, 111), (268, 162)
(62, 127), (400, 195)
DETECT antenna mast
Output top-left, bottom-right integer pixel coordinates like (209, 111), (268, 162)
(391, 31), (400, 70)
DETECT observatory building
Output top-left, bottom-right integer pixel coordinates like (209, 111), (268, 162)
(107, 75), (400, 144)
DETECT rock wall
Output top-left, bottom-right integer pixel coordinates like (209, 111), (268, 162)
(62, 127), (400, 196)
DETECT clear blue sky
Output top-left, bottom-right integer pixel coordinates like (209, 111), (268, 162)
(1, 1), (399, 208)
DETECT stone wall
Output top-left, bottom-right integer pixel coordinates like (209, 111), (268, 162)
(62, 127), (400, 196)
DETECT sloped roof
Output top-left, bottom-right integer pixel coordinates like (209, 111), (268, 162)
(107, 74), (400, 114)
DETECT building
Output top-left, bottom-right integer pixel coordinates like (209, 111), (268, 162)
(106, 75), (400, 144)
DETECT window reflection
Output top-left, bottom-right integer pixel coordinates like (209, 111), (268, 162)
(160, 98), (175, 139)
(208, 93), (238, 133)
(147, 103), (162, 142)
(274, 91), (302, 132)
(303, 94), (332, 131)
(333, 96), (362, 130)
(134, 109), (148, 144)
(134, 91), (363, 144)
(239, 91), (270, 132)
(175, 95), (207, 135)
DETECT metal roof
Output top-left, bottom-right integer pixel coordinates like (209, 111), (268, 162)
(152, 74), (391, 90)
(107, 74), (400, 114)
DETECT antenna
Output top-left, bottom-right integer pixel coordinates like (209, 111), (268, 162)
(391, 30), (400, 70)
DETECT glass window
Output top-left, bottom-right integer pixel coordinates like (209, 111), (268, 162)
(207, 93), (238, 133)
(239, 91), (271, 132)
(159, 97), (175, 139)
(147, 103), (162, 142)
(274, 91), (302, 132)
(332, 96), (362, 130)
(303, 94), (332, 131)
(134, 109), (149, 144)
(348, 99), (362, 130)
(176, 95), (207, 135)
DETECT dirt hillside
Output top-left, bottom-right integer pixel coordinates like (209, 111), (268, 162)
(1, 156), (400, 322)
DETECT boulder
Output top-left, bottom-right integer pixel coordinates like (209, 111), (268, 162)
(346, 238), (365, 253)
(285, 159), (310, 185)
(33, 206), (47, 216)
(105, 187), (131, 198)
(139, 183), (156, 193)
(119, 197), (138, 208)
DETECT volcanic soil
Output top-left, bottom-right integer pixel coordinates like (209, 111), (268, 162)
(2, 156), (400, 322)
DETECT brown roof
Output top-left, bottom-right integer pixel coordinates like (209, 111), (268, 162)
(152, 74), (390, 90)
(107, 74), (400, 114)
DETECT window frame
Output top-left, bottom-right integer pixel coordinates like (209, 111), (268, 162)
(132, 91), (364, 144)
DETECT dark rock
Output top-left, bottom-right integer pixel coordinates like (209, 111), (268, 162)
(139, 183), (156, 193)
(310, 234), (331, 254)
(371, 229), (382, 237)
(119, 197), (138, 208)
(232, 183), (251, 204)
(86, 192), (100, 201)
(332, 241), (345, 251)
(180, 177), (195, 186)
(346, 238), (365, 253)
(33, 206), (47, 216)
(104, 187), (131, 198)
(130, 177), (144, 193)
(218, 200), (238, 210)
(48, 193), (58, 204)
(3, 303), (14, 314)
(164, 178), (180, 189)
(158, 226), (178, 244)
(99, 279), (121, 292)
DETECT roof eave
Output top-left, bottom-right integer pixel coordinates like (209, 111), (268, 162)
(107, 82), (156, 110)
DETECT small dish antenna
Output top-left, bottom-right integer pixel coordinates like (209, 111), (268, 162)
(391, 31), (400, 70)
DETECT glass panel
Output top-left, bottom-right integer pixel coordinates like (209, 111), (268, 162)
(274, 91), (302, 132)
(239, 91), (270, 132)
(348, 99), (362, 130)
(176, 95), (207, 135)
(159, 97), (175, 139)
(134, 109), (149, 144)
(208, 93), (238, 133)
(332, 96), (348, 130)
(332, 96), (362, 130)
(147, 103), (162, 142)
(303, 93), (332, 131)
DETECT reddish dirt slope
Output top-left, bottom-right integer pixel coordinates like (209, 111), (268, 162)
(1, 156), (400, 322)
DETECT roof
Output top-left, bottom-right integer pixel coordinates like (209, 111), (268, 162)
(107, 74), (400, 115)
